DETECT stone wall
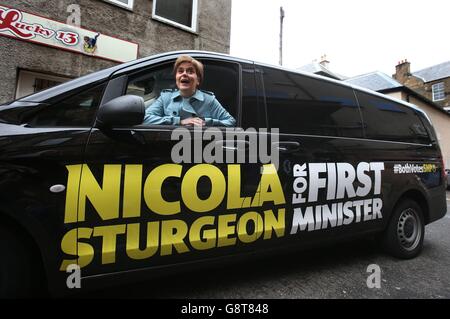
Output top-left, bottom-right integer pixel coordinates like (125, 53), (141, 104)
(0, 0), (231, 103)
(423, 78), (450, 108)
(393, 60), (449, 109)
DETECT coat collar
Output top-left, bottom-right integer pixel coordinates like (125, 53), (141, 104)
(172, 89), (205, 102)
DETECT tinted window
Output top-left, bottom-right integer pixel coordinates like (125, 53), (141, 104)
(262, 67), (363, 138)
(417, 112), (437, 143)
(356, 91), (430, 144)
(241, 64), (263, 129)
(27, 83), (105, 127)
(201, 60), (239, 123)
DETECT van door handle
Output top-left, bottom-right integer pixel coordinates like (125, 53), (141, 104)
(222, 145), (238, 151)
(273, 141), (301, 153)
(218, 140), (250, 151)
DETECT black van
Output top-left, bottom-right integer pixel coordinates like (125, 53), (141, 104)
(0, 51), (447, 297)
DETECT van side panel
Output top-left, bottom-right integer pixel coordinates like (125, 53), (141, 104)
(354, 89), (447, 224)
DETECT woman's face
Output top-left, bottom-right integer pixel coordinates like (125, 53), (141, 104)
(176, 62), (199, 97)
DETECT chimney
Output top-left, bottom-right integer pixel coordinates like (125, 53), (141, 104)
(319, 54), (330, 69)
(393, 59), (411, 84)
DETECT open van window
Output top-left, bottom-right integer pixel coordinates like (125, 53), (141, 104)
(126, 59), (239, 127)
(126, 62), (175, 109)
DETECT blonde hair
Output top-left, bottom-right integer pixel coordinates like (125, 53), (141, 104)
(173, 55), (204, 85)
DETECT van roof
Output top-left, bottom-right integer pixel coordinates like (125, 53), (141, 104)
(16, 50), (430, 121)
(252, 59), (430, 121)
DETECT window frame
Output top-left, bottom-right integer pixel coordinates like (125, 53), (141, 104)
(122, 57), (241, 128)
(432, 82), (445, 102)
(355, 90), (431, 145)
(103, 0), (134, 10)
(260, 66), (364, 139)
(152, 0), (198, 33)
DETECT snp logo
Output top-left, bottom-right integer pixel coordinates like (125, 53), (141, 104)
(366, 264), (381, 289)
(66, 264), (81, 289)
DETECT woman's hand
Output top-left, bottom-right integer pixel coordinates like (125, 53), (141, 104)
(180, 117), (205, 126)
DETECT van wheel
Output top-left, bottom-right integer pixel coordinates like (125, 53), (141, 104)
(381, 199), (424, 259)
(0, 225), (40, 298)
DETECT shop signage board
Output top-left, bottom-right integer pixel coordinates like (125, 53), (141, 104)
(0, 5), (139, 63)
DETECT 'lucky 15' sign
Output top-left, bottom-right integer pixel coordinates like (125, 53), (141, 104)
(0, 8), (78, 45)
(0, 5), (138, 63)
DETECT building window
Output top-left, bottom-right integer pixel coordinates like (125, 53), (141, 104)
(15, 70), (70, 99)
(152, 0), (198, 32)
(432, 82), (445, 101)
(104, 0), (134, 10)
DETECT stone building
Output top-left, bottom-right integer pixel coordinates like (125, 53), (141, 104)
(0, 0), (232, 104)
(393, 60), (450, 109)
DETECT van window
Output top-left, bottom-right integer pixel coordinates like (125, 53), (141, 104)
(26, 83), (106, 127)
(262, 67), (363, 138)
(355, 91), (431, 144)
(241, 64), (264, 129)
(126, 60), (239, 124)
(200, 60), (239, 122)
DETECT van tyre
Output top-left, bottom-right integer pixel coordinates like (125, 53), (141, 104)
(0, 225), (40, 298)
(382, 199), (425, 259)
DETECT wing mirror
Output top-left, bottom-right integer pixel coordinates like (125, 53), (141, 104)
(96, 95), (144, 127)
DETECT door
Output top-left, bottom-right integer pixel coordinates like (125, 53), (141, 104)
(78, 57), (266, 277)
(255, 65), (379, 251)
(0, 82), (107, 291)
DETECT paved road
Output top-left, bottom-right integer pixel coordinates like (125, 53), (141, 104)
(73, 191), (450, 299)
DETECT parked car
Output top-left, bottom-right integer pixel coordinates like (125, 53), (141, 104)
(0, 50), (447, 297)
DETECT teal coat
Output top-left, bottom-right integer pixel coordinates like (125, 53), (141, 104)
(143, 89), (236, 127)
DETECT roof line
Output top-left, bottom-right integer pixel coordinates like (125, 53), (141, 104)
(413, 60), (450, 74)
(344, 71), (379, 81)
(412, 73), (427, 82)
(376, 71), (402, 87)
